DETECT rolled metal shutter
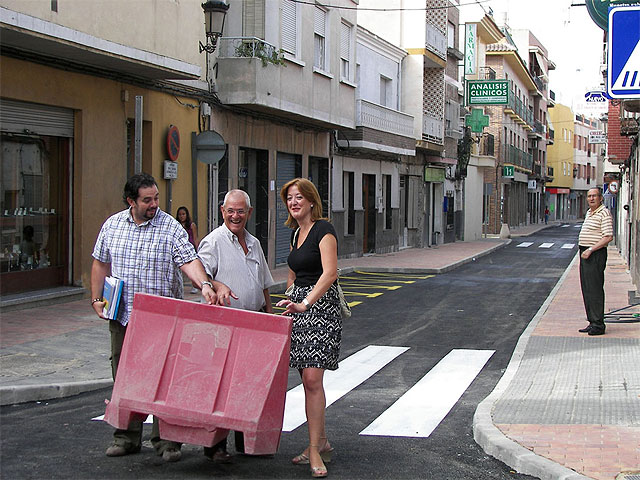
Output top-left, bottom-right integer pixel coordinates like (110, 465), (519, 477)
(1, 99), (74, 137)
(275, 152), (300, 264)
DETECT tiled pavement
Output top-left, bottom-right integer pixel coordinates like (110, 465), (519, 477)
(489, 252), (640, 480)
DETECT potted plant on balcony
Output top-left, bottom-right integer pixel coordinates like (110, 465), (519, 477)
(235, 40), (286, 67)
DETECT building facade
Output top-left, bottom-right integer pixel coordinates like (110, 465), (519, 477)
(0, 2), (211, 296)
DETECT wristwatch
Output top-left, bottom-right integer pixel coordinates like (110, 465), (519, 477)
(588, 247), (593, 252)
(91, 298), (102, 305)
(201, 281), (213, 289)
(301, 298), (311, 310)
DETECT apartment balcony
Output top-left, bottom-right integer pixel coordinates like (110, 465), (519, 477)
(338, 99), (415, 156)
(479, 66), (497, 80)
(425, 23), (447, 61)
(422, 113), (444, 145)
(503, 88), (534, 130)
(620, 117), (639, 136)
(548, 89), (556, 106)
(216, 37), (355, 130)
(502, 144), (533, 171)
(478, 133), (495, 156)
(546, 166), (554, 182)
(528, 119), (546, 138)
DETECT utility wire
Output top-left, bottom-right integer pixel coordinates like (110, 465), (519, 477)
(288, 0), (492, 12)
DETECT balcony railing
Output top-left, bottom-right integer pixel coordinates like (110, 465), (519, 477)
(425, 23), (447, 60)
(547, 166), (554, 177)
(479, 66), (496, 80)
(533, 119), (546, 135)
(504, 85), (534, 128)
(423, 113), (444, 145)
(357, 99), (414, 138)
(502, 144), (533, 170)
(218, 36), (282, 64)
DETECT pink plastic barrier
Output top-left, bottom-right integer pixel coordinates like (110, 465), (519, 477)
(103, 293), (292, 455)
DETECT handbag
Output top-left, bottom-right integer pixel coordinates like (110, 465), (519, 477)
(336, 279), (351, 319)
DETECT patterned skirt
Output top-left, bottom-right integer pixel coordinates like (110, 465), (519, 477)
(288, 283), (342, 371)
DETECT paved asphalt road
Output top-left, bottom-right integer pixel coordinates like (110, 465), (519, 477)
(0, 226), (579, 480)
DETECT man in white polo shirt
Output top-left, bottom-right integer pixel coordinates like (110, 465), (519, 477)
(578, 187), (613, 335)
(197, 189), (275, 461)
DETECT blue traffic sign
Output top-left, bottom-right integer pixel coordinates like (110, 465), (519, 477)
(608, 6), (640, 98)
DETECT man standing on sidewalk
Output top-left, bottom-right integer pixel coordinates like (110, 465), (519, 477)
(578, 187), (613, 336)
(91, 173), (232, 462)
(197, 189), (275, 462)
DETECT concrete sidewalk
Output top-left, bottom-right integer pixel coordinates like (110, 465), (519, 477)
(1, 222), (638, 480)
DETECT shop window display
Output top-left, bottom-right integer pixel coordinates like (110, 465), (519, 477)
(1, 135), (69, 294)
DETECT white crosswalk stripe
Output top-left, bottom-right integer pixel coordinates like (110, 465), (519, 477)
(539, 242), (554, 248)
(516, 242), (533, 248)
(561, 243), (575, 249)
(283, 345), (409, 431)
(561, 224), (570, 228)
(92, 346), (495, 439)
(360, 349), (494, 438)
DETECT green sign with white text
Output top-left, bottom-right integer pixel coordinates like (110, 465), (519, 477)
(466, 80), (509, 106)
(586, 0), (640, 30)
(503, 165), (514, 178)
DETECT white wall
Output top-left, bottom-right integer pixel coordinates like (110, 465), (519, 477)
(464, 164), (485, 240)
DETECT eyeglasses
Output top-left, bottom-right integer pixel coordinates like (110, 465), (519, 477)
(224, 208), (247, 216)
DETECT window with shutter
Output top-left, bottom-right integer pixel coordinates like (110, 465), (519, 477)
(314, 6), (326, 70)
(243, 0), (265, 39)
(281, 0), (297, 55)
(340, 21), (351, 79)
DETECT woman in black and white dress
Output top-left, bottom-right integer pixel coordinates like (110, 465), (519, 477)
(276, 178), (341, 478)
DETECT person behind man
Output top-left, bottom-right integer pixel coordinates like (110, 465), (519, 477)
(197, 189), (275, 462)
(91, 173), (231, 462)
(577, 187), (613, 336)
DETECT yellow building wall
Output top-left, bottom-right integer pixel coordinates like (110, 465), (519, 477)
(1, 57), (207, 289)
(547, 104), (574, 189)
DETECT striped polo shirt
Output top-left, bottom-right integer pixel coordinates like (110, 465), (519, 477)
(578, 204), (613, 247)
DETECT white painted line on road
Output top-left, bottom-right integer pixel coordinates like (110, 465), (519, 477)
(561, 224), (570, 228)
(561, 243), (575, 249)
(282, 345), (409, 432)
(516, 242), (533, 248)
(574, 224), (582, 228)
(539, 243), (554, 248)
(359, 349), (494, 438)
(92, 413), (152, 423)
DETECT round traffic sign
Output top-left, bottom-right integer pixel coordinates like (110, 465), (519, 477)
(608, 181), (619, 194)
(166, 125), (180, 162)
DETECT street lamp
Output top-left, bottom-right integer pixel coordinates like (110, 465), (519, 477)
(199, 0), (229, 54)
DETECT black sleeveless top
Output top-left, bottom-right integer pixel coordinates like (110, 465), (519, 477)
(287, 220), (337, 287)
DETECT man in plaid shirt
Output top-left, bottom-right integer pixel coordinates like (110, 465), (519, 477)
(91, 173), (233, 462)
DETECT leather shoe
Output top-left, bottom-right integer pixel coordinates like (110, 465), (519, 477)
(204, 448), (232, 464)
(105, 444), (140, 457)
(588, 328), (605, 336)
(162, 448), (182, 462)
(578, 325), (592, 333)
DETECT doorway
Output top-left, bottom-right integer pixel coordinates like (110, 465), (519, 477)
(362, 174), (376, 253)
(238, 148), (269, 256)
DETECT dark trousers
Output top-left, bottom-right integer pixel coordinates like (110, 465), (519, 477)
(579, 246), (607, 331)
(109, 321), (181, 453)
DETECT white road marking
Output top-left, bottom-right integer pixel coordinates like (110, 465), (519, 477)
(561, 243), (575, 249)
(561, 224), (570, 228)
(92, 413), (152, 423)
(359, 349), (494, 438)
(282, 345), (409, 432)
(516, 242), (533, 248)
(539, 243), (554, 248)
